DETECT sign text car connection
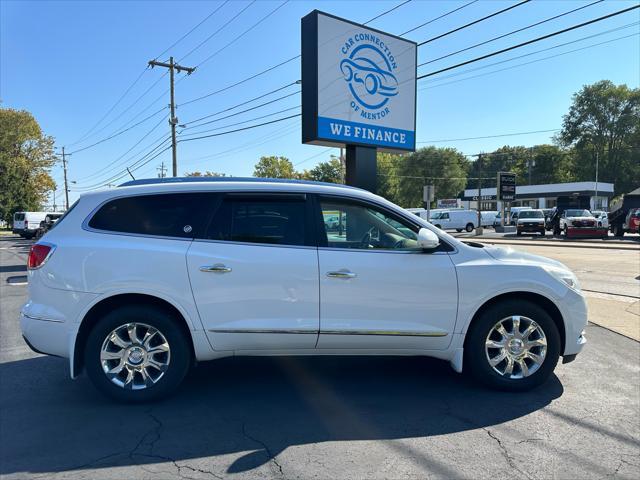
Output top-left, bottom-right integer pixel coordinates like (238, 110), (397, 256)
(301, 11), (417, 152)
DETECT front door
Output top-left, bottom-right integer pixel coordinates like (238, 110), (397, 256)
(315, 196), (458, 350)
(187, 193), (319, 350)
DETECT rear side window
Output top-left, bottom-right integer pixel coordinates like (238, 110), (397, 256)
(14, 213), (25, 221)
(207, 194), (309, 246)
(88, 193), (216, 238)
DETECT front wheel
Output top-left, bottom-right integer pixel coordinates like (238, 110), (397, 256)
(465, 300), (560, 391)
(85, 305), (191, 402)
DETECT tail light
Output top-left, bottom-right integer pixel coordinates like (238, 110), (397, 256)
(28, 243), (56, 269)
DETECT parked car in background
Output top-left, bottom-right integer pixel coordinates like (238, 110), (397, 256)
(509, 207), (534, 226)
(429, 209), (478, 232)
(405, 208), (447, 222)
(35, 213), (64, 239)
(21, 177), (587, 401)
(480, 211), (498, 228)
(591, 210), (609, 229)
(559, 209), (607, 238)
(12, 211), (56, 239)
(608, 188), (640, 237)
(625, 208), (640, 234)
(516, 209), (546, 236)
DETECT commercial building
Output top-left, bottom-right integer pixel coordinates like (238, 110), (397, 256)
(461, 181), (614, 211)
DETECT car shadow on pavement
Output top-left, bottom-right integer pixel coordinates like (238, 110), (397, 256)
(0, 354), (563, 477)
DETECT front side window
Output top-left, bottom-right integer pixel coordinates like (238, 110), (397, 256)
(88, 193), (215, 238)
(207, 195), (308, 246)
(319, 197), (419, 250)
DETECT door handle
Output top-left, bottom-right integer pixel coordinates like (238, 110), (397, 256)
(326, 270), (357, 279)
(200, 264), (232, 273)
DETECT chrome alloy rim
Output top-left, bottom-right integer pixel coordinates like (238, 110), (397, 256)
(100, 323), (170, 390)
(485, 315), (547, 379)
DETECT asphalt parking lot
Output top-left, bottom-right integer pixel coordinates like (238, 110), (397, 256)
(1, 234), (639, 479)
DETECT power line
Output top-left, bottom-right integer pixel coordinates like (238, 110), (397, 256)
(67, 106), (167, 155)
(364, 0), (412, 25)
(67, 67), (150, 147)
(419, 0), (604, 67)
(156, 0), (231, 61)
(183, 90), (300, 130)
(180, 0), (415, 106)
(420, 21), (639, 85)
(422, 31), (639, 90)
(418, 0), (532, 46)
(179, 0), (255, 62)
(417, 129), (560, 144)
(75, 113), (169, 182)
(179, 113), (301, 143)
(180, 105), (301, 138)
(399, 0), (478, 36)
(181, 81), (299, 124)
(194, 0), (290, 69)
(418, 4), (640, 79)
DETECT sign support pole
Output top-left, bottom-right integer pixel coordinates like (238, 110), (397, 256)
(345, 145), (377, 194)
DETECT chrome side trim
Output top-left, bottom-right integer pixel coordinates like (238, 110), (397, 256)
(21, 312), (64, 323)
(207, 328), (447, 337)
(321, 330), (448, 337)
(208, 329), (318, 334)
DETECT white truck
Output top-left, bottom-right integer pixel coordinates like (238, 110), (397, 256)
(13, 211), (56, 239)
(429, 210), (478, 232)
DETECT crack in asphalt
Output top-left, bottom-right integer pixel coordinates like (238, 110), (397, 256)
(242, 422), (285, 477)
(128, 410), (223, 480)
(482, 427), (534, 480)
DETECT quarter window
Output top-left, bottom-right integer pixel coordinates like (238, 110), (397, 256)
(88, 193), (215, 238)
(207, 195), (308, 246)
(319, 197), (419, 250)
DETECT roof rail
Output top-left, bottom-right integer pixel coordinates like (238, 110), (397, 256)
(118, 176), (362, 190)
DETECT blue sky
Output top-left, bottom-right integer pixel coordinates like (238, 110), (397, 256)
(2, 0), (639, 206)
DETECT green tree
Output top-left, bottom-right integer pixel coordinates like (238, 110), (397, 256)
(0, 108), (56, 223)
(253, 156), (296, 178)
(184, 170), (226, 177)
(394, 147), (469, 207)
(377, 152), (402, 204)
(300, 157), (343, 183)
(559, 80), (640, 194)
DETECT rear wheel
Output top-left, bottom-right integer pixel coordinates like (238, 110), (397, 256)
(456, 229), (462, 233)
(465, 300), (560, 391)
(85, 305), (191, 402)
(465, 223), (474, 233)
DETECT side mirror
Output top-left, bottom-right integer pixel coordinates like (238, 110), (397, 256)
(417, 227), (440, 250)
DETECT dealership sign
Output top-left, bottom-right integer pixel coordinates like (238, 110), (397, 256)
(301, 11), (417, 152)
(497, 172), (517, 201)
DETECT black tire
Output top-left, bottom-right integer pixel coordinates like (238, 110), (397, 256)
(465, 299), (560, 391)
(465, 223), (474, 233)
(85, 304), (191, 403)
(456, 229), (462, 233)
(516, 230), (522, 236)
(434, 224), (442, 230)
(540, 229), (546, 237)
(23, 232), (34, 240)
(563, 226), (569, 237)
(614, 223), (624, 237)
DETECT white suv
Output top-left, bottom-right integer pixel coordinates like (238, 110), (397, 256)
(21, 178), (587, 402)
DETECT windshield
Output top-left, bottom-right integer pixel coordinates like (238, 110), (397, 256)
(565, 209), (592, 217)
(519, 210), (544, 219)
(430, 212), (443, 219)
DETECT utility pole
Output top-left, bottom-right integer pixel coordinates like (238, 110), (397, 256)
(61, 147), (70, 210)
(148, 56), (195, 177)
(157, 161), (167, 178)
(476, 153), (483, 234)
(595, 151), (599, 210)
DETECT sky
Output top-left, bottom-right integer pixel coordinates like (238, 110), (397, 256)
(1, 0), (639, 207)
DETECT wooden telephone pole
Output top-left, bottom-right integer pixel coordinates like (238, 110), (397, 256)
(148, 57), (195, 177)
(61, 147), (70, 210)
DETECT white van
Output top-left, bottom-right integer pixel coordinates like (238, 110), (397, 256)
(13, 211), (55, 239)
(481, 211), (499, 227)
(406, 208), (446, 222)
(430, 210), (478, 232)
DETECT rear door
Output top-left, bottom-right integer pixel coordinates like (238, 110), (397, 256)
(187, 193), (320, 351)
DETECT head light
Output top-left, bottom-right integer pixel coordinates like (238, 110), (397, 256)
(544, 266), (581, 292)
